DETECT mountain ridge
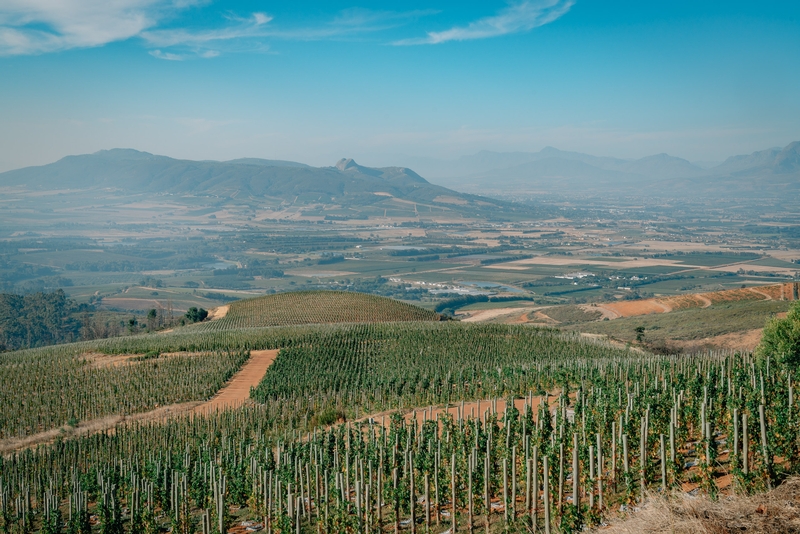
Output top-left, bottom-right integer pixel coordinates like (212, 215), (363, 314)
(405, 142), (800, 198)
(0, 149), (520, 218)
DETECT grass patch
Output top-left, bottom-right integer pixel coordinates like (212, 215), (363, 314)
(576, 299), (790, 344)
(542, 305), (603, 324)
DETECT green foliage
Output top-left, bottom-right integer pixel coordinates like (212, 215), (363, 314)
(0, 349), (248, 439)
(757, 300), (800, 367)
(184, 307), (209, 323)
(0, 289), (82, 351)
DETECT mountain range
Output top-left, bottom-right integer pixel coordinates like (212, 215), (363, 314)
(0, 148), (517, 219)
(403, 141), (800, 198)
(2, 142), (798, 210)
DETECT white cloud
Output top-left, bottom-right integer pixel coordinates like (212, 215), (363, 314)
(0, 0), (268, 57)
(394, 0), (574, 45)
(251, 8), (438, 42)
(0, 0), (176, 55)
(252, 13), (272, 26)
(141, 17), (269, 48)
(149, 49), (184, 60)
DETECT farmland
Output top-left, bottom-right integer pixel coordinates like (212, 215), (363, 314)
(196, 291), (440, 330)
(1, 293), (800, 533)
(1, 194), (800, 532)
(458, 283), (798, 353)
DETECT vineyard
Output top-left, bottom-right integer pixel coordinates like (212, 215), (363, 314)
(195, 291), (440, 330)
(0, 348), (248, 441)
(1, 297), (799, 532)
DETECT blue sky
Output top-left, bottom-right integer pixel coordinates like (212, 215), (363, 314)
(0, 1), (799, 172)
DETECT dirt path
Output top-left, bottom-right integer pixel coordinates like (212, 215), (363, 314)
(1, 349), (280, 454)
(352, 393), (572, 432)
(653, 299), (672, 313)
(695, 294), (712, 308)
(748, 287), (773, 300)
(193, 349), (278, 414)
(207, 305), (230, 321)
(460, 307), (539, 323)
(0, 402), (202, 454)
(583, 304), (621, 320)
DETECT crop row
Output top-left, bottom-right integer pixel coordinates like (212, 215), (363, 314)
(193, 291), (439, 331)
(1, 327), (796, 532)
(0, 350), (248, 440)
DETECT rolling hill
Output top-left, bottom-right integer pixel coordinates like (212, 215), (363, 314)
(194, 290), (441, 330)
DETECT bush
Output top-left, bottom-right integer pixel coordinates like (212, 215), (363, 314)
(184, 307), (208, 323)
(757, 300), (800, 367)
(316, 406), (345, 426)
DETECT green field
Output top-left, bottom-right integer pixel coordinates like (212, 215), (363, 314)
(2, 302), (798, 533)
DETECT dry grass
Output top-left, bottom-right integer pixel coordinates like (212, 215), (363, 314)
(600, 478), (800, 533)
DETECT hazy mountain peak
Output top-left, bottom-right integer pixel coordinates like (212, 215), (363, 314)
(91, 148), (158, 160)
(714, 146), (782, 173)
(539, 146), (564, 155)
(336, 158), (359, 171)
(774, 141), (800, 173)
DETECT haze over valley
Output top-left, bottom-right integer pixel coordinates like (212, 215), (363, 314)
(1, 2), (800, 533)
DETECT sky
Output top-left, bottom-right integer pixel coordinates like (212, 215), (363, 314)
(0, 1), (799, 173)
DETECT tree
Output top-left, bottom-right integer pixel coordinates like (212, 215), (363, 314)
(757, 301), (800, 367)
(635, 326), (646, 343)
(184, 307), (208, 323)
(146, 308), (158, 330)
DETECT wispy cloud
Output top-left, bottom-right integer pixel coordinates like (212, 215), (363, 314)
(260, 8), (438, 42)
(0, 3), (432, 57)
(0, 0), (193, 55)
(0, 0), (270, 57)
(394, 0), (574, 45)
(141, 12), (272, 57)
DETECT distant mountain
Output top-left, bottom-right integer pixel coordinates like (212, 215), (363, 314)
(0, 148), (518, 217)
(411, 142), (799, 199)
(226, 158), (311, 168)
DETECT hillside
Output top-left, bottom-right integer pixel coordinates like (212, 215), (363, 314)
(195, 290), (440, 329)
(0, 149), (517, 218)
(460, 282), (798, 353)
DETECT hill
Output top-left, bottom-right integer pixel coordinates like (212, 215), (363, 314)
(0, 148), (519, 219)
(195, 290), (440, 329)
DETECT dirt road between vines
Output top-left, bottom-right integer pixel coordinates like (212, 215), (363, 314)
(1, 349), (280, 454)
(193, 349), (278, 414)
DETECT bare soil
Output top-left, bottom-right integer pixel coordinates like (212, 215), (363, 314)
(0, 402), (201, 454)
(206, 304), (230, 321)
(193, 349), (278, 414)
(461, 307), (539, 323)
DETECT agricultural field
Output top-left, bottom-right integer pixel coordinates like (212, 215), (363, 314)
(1, 289), (799, 533)
(195, 291), (440, 330)
(460, 283), (798, 353)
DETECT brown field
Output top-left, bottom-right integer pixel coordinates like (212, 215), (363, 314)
(594, 282), (798, 320)
(599, 299), (671, 318)
(460, 307), (538, 323)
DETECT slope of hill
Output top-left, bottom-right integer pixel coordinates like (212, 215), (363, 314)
(194, 290), (440, 330)
(0, 149), (514, 217)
